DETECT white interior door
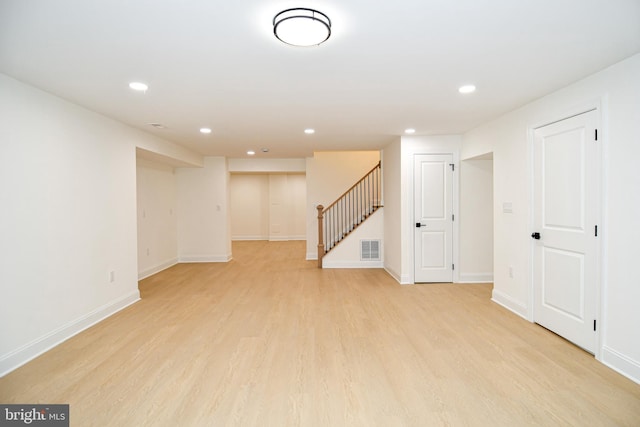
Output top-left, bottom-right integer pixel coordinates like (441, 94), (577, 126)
(532, 110), (599, 353)
(414, 154), (454, 283)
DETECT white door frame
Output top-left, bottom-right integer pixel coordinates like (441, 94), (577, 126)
(414, 153), (455, 283)
(527, 99), (604, 360)
(407, 147), (460, 284)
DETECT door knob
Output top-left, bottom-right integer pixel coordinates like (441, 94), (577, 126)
(416, 223), (426, 228)
(531, 232), (541, 240)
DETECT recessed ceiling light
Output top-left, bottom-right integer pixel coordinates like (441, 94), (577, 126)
(148, 123), (166, 129)
(247, 150), (256, 156)
(200, 128), (212, 134)
(459, 85), (476, 94)
(261, 148), (270, 153)
(129, 82), (148, 92)
(304, 129), (315, 134)
(405, 128), (416, 134)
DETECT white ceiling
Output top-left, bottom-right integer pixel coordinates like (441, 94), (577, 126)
(1, 0), (639, 159)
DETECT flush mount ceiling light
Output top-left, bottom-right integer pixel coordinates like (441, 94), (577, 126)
(273, 8), (331, 47)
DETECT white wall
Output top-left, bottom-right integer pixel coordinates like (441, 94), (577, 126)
(385, 136), (492, 286)
(270, 176), (287, 240)
(230, 174), (270, 240)
(268, 174), (306, 241)
(136, 158), (178, 279)
(459, 157), (494, 283)
(228, 158), (306, 173)
(229, 173), (306, 241)
(0, 73), (195, 375)
(322, 209), (384, 268)
(382, 139), (403, 282)
(305, 151), (381, 260)
(176, 157), (232, 262)
(288, 174), (307, 240)
(462, 53), (640, 383)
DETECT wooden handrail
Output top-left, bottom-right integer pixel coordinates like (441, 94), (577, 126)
(322, 161), (381, 214)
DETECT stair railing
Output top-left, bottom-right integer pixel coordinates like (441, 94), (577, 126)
(317, 161), (382, 267)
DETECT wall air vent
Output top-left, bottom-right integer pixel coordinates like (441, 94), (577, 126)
(361, 240), (381, 261)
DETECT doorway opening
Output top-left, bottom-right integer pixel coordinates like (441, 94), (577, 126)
(460, 153), (494, 284)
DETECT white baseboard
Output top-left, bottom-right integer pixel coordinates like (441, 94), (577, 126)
(0, 290), (140, 377)
(138, 257), (178, 280)
(384, 265), (401, 283)
(322, 260), (383, 269)
(306, 252), (318, 261)
(458, 272), (494, 283)
(179, 254), (232, 263)
(268, 235), (306, 241)
(491, 289), (528, 319)
(233, 236), (307, 241)
(601, 346), (640, 385)
(383, 265), (413, 284)
(399, 274), (413, 285)
(232, 236), (268, 241)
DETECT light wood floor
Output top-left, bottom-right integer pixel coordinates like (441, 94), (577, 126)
(1, 241), (639, 426)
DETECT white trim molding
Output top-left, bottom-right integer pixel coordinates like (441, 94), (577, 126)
(0, 291), (140, 377)
(179, 254), (232, 263)
(384, 266), (401, 283)
(602, 346), (640, 385)
(458, 273), (494, 283)
(268, 235), (306, 241)
(384, 266), (413, 285)
(322, 260), (384, 269)
(491, 289), (528, 319)
(232, 235), (269, 241)
(234, 236), (307, 241)
(138, 258), (179, 280)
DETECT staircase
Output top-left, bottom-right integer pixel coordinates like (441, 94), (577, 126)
(316, 161), (382, 267)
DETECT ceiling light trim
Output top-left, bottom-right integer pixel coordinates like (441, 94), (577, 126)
(273, 8), (331, 47)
